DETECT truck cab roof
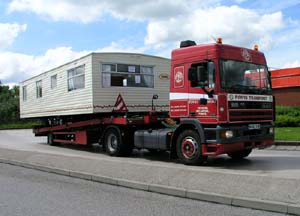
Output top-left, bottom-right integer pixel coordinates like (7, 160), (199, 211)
(171, 43), (267, 65)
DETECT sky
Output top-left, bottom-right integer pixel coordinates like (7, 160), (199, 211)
(0, 0), (299, 86)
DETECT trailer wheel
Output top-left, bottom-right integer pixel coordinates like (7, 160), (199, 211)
(176, 130), (206, 165)
(47, 133), (58, 146)
(104, 127), (132, 156)
(227, 149), (252, 160)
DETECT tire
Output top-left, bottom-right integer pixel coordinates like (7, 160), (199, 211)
(227, 149), (252, 160)
(176, 130), (206, 165)
(104, 127), (133, 156)
(47, 133), (58, 146)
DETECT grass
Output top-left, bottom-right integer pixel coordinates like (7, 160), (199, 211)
(275, 127), (300, 141)
(0, 121), (40, 130)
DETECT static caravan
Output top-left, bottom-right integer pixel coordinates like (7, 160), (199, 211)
(20, 53), (171, 119)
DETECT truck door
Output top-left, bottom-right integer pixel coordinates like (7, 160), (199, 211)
(188, 61), (216, 118)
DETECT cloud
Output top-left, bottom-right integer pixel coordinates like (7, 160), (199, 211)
(7, 0), (219, 23)
(5, 0), (298, 73)
(8, 0), (105, 23)
(0, 47), (87, 83)
(7, 1), (286, 51)
(106, 0), (220, 21)
(234, 0), (247, 3)
(283, 60), (300, 69)
(145, 6), (284, 50)
(95, 41), (146, 53)
(0, 23), (27, 49)
(0, 43), (146, 85)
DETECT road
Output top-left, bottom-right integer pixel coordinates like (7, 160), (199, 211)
(0, 163), (285, 216)
(0, 129), (300, 180)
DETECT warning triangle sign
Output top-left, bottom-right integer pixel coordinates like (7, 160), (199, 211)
(113, 94), (128, 112)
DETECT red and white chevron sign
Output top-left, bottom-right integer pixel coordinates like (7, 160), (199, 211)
(113, 94), (128, 112)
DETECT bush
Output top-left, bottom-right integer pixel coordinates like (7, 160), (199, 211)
(276, 106), (300, 116)
(0, 121), (41, 129)
(275, 115), (300, 127)
(0, 84), (20, 123)
(275, 106), (300, 127)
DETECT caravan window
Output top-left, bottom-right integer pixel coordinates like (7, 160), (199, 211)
(51, 74), (57, 89)
(22, 86), (27, 101)
(68, 65), (85, 91)
(36, 80), (42, 98)
(102, 63), (154, 88)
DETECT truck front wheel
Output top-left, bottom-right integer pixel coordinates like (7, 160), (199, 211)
(227, 149), (252, 160)
(176, 130), (206, 165)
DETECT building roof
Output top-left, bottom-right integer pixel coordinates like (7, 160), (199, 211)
(271, 67), (300, 89)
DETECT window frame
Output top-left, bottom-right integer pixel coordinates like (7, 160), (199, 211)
(36, 80), (42, 98)
(51, 74), (57, 89)
(101, 63), (154, 88)
(22, 85), (27, 101)
(67, 65), (85, 92)
(219, 59), (271, 94)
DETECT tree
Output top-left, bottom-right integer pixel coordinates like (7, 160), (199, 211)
(0, 83), (20, 123)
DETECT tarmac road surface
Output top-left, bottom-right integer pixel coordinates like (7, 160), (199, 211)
(0, 162), (285, 216)
(0, 129), (300, 180)
(1, 129), (300, 215)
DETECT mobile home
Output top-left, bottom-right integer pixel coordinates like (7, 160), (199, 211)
(20, 53), (170, 119)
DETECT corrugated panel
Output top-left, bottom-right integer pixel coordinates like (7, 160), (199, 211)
(271, 67), (300, 89)
(271, 67), (300, 78)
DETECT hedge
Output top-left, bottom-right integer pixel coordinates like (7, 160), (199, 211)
(275, 106), (300, 127)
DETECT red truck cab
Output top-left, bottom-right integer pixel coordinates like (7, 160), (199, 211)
(169, 40), (274, 164)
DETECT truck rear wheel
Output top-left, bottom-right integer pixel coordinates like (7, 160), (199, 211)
(176, 130), (206, 165)
(227, 149), (252, 160)
(104, 127), (132, 156)
(47, 133), (58, 146)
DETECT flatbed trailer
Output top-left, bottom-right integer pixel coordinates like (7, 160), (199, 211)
(34, 111), (168, 147)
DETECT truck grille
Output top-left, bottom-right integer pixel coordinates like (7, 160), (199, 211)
(228, 101), (273, 122)
(229, 110), (273, 122)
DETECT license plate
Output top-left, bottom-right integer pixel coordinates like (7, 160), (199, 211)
(248, 124), (260, 130)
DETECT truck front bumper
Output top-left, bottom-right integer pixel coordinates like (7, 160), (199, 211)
(202, 124), (274, 156)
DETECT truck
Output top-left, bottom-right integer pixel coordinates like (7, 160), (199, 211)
(20, 39), (274, 165)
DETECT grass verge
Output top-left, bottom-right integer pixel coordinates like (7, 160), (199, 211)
(275, 127), (300, 141)
(0, 121), (40, 130)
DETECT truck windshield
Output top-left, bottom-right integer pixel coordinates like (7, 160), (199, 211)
(220, 60), (271, 94)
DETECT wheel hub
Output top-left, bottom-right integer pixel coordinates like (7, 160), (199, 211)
(181, 136), (198, 159)
(107, 134), (117, 152)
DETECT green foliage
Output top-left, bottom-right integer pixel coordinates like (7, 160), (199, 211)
(276, 106), (300, 116)
(275, 106), (300, 127)
(0, 121), (40, 129)
(0, 83), (20, 124)
(0, 82), (40, 129)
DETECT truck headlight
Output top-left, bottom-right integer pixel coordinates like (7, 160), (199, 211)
(269, 127), (274, 134)
(225, 130), (233, 139)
